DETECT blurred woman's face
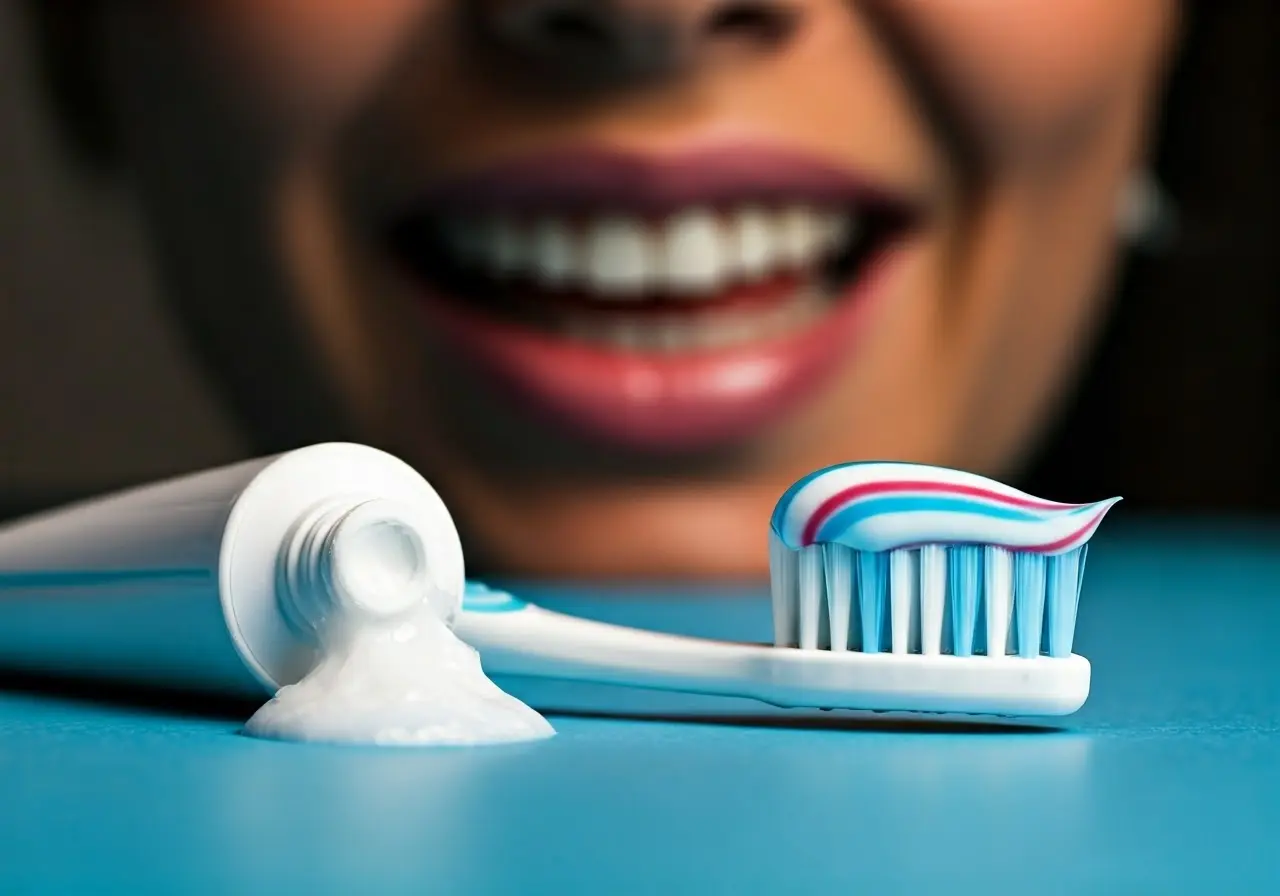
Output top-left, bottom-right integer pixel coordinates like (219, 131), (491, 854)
(103, 1), (1175, 577)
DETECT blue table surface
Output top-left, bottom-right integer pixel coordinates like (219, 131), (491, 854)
(2, 522), (1279, 893)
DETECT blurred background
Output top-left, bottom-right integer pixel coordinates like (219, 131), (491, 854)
(0, 2), (1277, 522)
(0, 1), (246, 513)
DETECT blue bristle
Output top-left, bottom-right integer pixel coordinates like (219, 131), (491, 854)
(772, 535), (1090, 659)
(973, 617), (988, 656)
(817, 582), (832, 650)
(938, 555), (954, 655)
(1069, 544), (1090, 651)
(1076, 544), (1090, 605)
(948, 545), (983, 657)
(857, 550), (889, 652)
(1046, 547), (1084, 657)
(1013, 552), (1047, 658)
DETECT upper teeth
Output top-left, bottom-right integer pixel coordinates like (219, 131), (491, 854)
(443, 207), (856, 299)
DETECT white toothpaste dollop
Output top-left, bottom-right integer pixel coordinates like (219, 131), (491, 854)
(243, 502), (553, 746)
(244, 604), (553, 746)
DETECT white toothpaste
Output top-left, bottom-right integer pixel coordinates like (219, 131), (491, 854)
(0, 443), (553, 747)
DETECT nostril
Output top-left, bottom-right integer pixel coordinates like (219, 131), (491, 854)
(536, 6), (613, 52)
(474, 0), (800, 88)
(704, 1), (801, 46)
(501, 2), (617, 60)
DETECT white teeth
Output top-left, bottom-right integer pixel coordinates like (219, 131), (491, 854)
(585, 217), (655, 297)
(530, 219), (577, 288)
(486, 218), (526, 276)
(441, 205), (855, 297)
(718, 313), (761, 348)
(612, 320), (644, 351)
(778, 206), (823, 266)
(657, 323), (689, 352)
(555, 296), (827, 354)
(822, 214), (856, 251)
(729, 207), (776, 281)
(661, 208), (727, 296)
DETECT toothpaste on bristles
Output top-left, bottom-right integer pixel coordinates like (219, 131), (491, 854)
(768, 462), (1120, 659)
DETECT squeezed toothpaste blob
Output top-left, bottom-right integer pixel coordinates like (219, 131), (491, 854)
(771, 461), (1121, 554)
(244, 503), (553, 746)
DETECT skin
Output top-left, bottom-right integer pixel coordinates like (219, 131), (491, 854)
(90, 1), (1178, 578)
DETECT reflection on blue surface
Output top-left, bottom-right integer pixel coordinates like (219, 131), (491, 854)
(2, 526), (1280, 892)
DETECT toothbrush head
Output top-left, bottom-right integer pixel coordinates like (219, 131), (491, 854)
(768, 461), (1120, 661)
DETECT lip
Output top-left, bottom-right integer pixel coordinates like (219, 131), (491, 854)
(413, 245), (907, 451)
(398, 144), (922, 218)
(390, 145), (923, 451)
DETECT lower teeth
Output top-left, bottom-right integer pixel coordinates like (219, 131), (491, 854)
(555, 288), (828, 353)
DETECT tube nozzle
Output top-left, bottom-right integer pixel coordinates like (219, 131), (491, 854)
(281, 498), (434, 638)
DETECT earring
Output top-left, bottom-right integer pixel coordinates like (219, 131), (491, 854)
(1115, 170), (1176, 253)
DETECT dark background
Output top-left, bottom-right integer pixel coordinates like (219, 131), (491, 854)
(1022, 0), (1280, 512)
(0, 2), (1276, 521)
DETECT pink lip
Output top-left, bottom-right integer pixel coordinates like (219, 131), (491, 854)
(417, 247), (904, 450)
(395, 146), (922, 451)
(404, 145), (920, 218)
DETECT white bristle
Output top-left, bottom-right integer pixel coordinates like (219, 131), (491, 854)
(985, 546), (1013, 657)
(798, 546), (824, 650)
(919, 544), (947, 656)
(768, 539), (1088, 660)
(822, 545), (854, 652)
(889, 548), (920, 654)
(768, 532), (798, 647)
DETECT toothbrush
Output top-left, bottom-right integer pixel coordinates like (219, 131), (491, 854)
(453, 462), (1120, 717)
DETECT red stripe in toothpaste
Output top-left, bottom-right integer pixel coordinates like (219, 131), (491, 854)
(1027, 508), (1110, 555)
(800, 480), (1086, 548)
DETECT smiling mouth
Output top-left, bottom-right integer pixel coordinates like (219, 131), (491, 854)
(380, 146), (923, 449)
(387, 152), (916, 352)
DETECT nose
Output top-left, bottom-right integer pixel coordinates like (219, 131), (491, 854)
(468, 0), (805, 88)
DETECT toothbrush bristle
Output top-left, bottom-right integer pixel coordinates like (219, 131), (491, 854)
(770, 541), (1090, 658)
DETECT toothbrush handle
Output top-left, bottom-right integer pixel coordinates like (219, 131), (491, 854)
(453, 604), (767, 701)
(452, 591), (1092, 716)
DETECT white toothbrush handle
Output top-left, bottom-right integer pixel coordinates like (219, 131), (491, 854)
(451, 586), (1091, 716)
(453, 603), (770, 701)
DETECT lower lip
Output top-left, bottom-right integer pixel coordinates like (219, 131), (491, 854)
(413, 249), (904, 451)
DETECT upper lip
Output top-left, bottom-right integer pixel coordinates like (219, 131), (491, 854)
(395, 144), (926, 220)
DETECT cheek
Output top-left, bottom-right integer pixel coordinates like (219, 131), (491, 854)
(876, 0), (1176, 156)
(190, 0), (433, 118)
